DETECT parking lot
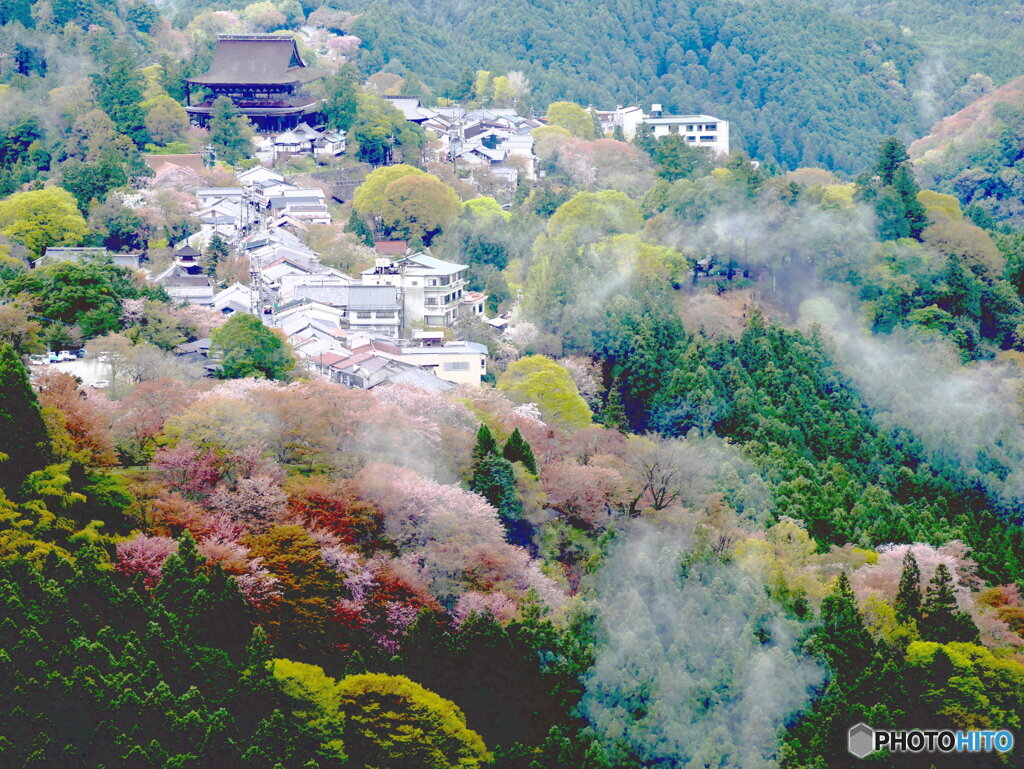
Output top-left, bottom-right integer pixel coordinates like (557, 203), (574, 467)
(29, 357), (113, 389)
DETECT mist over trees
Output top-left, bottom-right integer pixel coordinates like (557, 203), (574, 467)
(4, 1), (1024, 767)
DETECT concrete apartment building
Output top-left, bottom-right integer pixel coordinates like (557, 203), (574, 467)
(361, 253), (468, 330)
(596, 105), (730, 156)
(642, 107), (730, 156)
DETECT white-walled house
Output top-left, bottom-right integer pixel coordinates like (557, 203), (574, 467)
(642, 112), (730, 156)
(361, 253), (468, 329)
(593, 105), (645, 140)
(392, 340), (488, 386)
(315, 131), (346, 158)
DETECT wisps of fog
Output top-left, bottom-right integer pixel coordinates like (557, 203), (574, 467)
(802, 296), (1024, 514)
(582, 521), (824, 768)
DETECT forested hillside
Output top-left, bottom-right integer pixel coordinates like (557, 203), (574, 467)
(4, 0), (1024, 767)
(911, 76), (1024, 225)
(351, 0), (927, 172)
(344, 0), (1024, 173)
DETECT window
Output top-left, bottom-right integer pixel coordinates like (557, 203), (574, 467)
(686, 136), (696, 142)
(375, 311), (395, 318)
(686, 124), (695, 131)
(425, 298), (438, 306)
(356, 311), (372, 319)
(410, 280), (418, 286)
(443, 361), (470, 371)
(669, 125), (679, 134)
(705, 123), (717, 131)
(429, 279), (437, 286)
(700, 136), (715, 142)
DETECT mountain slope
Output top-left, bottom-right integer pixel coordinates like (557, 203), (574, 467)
(352, 0), (936, 172)
(911, 75), (1024, 224)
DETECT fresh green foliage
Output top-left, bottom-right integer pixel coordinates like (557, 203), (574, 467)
(211, 314), (296, 380)
(273, 662), (495, 769)
(0, 188), (88, 256)
(498, 356), (593, 431)
(379, 173), (461, 246)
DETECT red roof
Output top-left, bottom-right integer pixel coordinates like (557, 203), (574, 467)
(374, 240), (409, 256)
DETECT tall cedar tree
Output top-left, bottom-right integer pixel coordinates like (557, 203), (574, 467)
(919, 563), (978, 644)
(599, 383), (628, 433)
(0, 341), (50, 495)
(345, 211), (375, 247)
(472, 423), (499, 462)
(205, 233), (229, 272)
(502, 428), (537, 474)
(209, 96), (251, 166)
(894, 549), (923, 624)
(470, 454), (522, 526)
(873, 136), (910, 186)
(813, 572), (874, 679)
(323, 65), (360, 132)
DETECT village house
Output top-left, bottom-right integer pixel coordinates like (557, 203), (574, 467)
(313, 347), (420, 390)
(278, 271), (353, 304)
(460, 290), (488, 317)
(361, 252), (468, 330)
(591, 105), (644, 140)
(280, 283), (403, 336)
(592, 105), (730, 154)
(144, 154), (205, 192)
(212, 282), (255, 316)
(388, 338), (488, 386)
(237, 166), (285, 187)
(275, 298), (346, 328)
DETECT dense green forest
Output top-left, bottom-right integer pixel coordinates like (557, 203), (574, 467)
(4, 0), (1024, 767)
(345, 0), (1024, 172)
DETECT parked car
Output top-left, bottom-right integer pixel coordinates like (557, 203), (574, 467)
(89, 380), (111, 389)
(56, 351), (77, 362)
(28, 355), (48, 365)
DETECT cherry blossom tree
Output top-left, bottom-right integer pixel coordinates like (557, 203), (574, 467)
(152, 443), (221, 498)
(209, 474), (287, 530)
(111, 378), (194, 463)
(115, 533), (178, 587)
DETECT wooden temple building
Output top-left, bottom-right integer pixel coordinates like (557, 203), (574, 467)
(185, 35), (326, 133)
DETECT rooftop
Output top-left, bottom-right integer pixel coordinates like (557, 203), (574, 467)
(643, 114), (724, 124)
(363, 252), (467, 277)
(187, 35), (325, 87)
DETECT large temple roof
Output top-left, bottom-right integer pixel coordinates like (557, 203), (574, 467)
(187, 35), (325, 86)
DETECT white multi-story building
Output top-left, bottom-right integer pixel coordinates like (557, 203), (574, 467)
(593, 105), (645, 140)
(642, 108), (730, 156)
(361, 253), (468, 330)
